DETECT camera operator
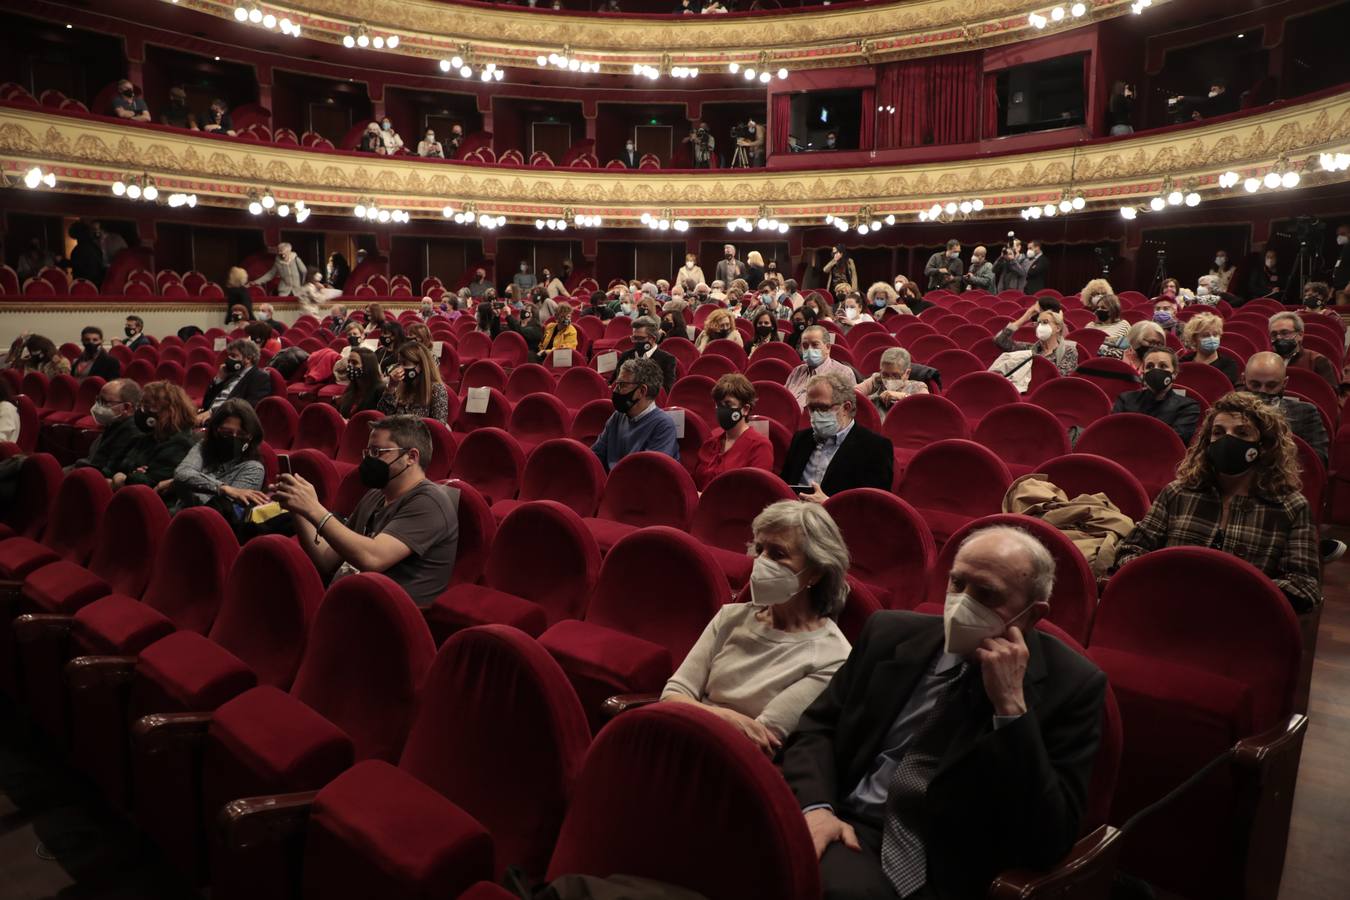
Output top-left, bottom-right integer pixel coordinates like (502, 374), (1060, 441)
(733, 118), (765, 167)
(993, 236), (1027, 292)
(1108, 81), (1135, 136)
(683, 120), (716, 169)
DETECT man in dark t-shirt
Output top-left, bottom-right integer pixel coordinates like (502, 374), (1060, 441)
(277, 415), (459, 607)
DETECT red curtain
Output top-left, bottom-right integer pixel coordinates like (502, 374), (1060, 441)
(770, 93), (791, 156)
(860, 87), (876, 149)
(983, 72), (1000, 140)
(874, 51), (982, 149)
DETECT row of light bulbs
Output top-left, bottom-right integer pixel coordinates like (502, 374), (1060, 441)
(1020, 194), (1086, 219)
(643, 212), (691, 232)
(351, 201), (408, 223)
(727, 62), (789, 84)
(534, 214), (603, 230)
(112, 174), (160, 202)
(249, 191), (311, 221)
(917, 199), (985, 222)
(1217, 167), (1301, 194)
(826, 213), (896, 234)
(438, 57), (505, 82)
(444, 207), (508, 229)
(342, 25), (398, 49)
(535, 52), (601, 73)
(231, 5), (302, 37)
(1028, 3), (1089, 28)
(1319, 152), (1350, 173)
(20, 166), (57, 189)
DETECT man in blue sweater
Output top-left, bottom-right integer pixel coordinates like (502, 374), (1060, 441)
(592, 358), (680, 471)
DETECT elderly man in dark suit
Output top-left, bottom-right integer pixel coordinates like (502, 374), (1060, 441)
(780, 525), (1107, 900)
(611, 316), (678, 392)
(782, 371), (893, 503)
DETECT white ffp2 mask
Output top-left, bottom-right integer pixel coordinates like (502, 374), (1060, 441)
(943, 592), (1031, 656)
(750, 556), (803, 607)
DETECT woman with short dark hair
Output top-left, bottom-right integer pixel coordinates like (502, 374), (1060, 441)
(694, 374), (774, 489)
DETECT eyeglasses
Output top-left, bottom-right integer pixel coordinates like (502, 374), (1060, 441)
(1270, 329), (1298, 340)
(805, 402), (841, 414)
(613, 380), (638, 391)
(362, 446), (407, 459)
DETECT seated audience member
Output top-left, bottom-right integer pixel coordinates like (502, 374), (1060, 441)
(224, 267), (254, 321)
(783, 371), (893, 503)
(663, 500), (852, 752)
(1269, 311), (1338, 391)
(374, 321), (406, 374)
(170, 399), (267, 513)
(1112, 392), (1319, 611)
(1248, 250), (1283, 301)
(71, 379), (142, 474)
(996, 305), (1079, 376)
(476, 295), (511, 339)
(785, 308), (818, 351)
(508, 302), (544, 356)
(537, 305), (579, 362)
(112, 382), (196, 492)
(696, 308), (744, 351)
(0, 379), (18, 444)
(542, 266), (570, 299)
(1152, 295), (1181, 336)
(661, 306), (690, 343)
(201, 99), (236, 136)
(609, 316), (676, 392)
(72, 326), (121, 381)
(276, 415), (459, 608)
(1119, 320), (1166, 371)
(867, 282), (912, 319)
(376, 116), (404, 154)
(1194, 274), (1222, 305)
(227, 304), (251, 326)
(783, 524), (1106, 900)
(1111, 346), (1201, 445)
(512, 261), (538, 296)
(358, 121), (382, 153)
(466, 268), (491, 301)
(253, 303), (284, 332)
(857, 347), (929, 417)
(336, 348), (386, 417)
(1302, 281), (1337, 316)
(748, 309), (783, 357)
(6, 334), (70, 378)
(1209, 250), (1236, 293)
(417, 128), (444, 158)
(119, 315), (151, 351)
(592, 358), (679, 471)
(160, 86), (198, 130)
(249, 243), (307, 297)
(402, 322), (433, 353)
(245, 321), (281, 357)
(378, 342), (450, 423)
(786, 325), (857, 408)
(110, 79), (150, 121)
(695, 374), (774, 489)
(364, 302), (390, 332)
(838, 293), (875, 331)
(1181, 311), (1240, 386)
(198, 339), (272, 423)
(1243, 352), (1329, 465)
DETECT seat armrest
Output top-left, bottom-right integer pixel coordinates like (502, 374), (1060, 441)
(1233, 714), (1308, 900)
(1233, 713), (1307, 768)
(987, 825), (1122, 900)
(65, 654), (138, 692)
(601, 691), (663, 719)
(131, 711), (214, 754)
(13, 613), (74, 643)
(219, 790), (319, 852)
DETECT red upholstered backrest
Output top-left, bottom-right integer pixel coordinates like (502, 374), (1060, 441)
(442, 480), (497, 586)
(15, 394), (39, 453)
(448, 427), (524, 503)
(286, 449), (341, 509)
(508, 393), (571, 444)
(597, 452), (697, 530)
(295, 402), (346, 455)
(666, 375), (717, 427)
(882, 393), (971, 451)
(4, 453), (62, 537)
(691, 469), (796, 552)
(210, 535), (326, 689)
(1092, 546), (1301, 733)
(140, 508), (239, 636)
(291, 573), (436, 763)
(897, 439), (1012, 517)
(43, 374), (78, 412)
(504, 363), (557, 402)
(1028, 375), (1113, 431)
(401, 625), (591, 877)
(586, 527), (727, 668)
(546, 703), (820, 900)
(517, 439), (606, 517)
(973, 403), (1071, 468)
(823, 488), (936, 610)
(87, 486), (172, 598)
(555, 366), (609, 409)
(487, 501), (601, 626)
(335, 409), (382, 464)
(42, 468), (113, 563)
(1074, 412), (1187, 491)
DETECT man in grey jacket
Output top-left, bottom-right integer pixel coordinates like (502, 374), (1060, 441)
(924, 239), (964, 292)
(964, 246), (995, 291)
(993, 238), (1028, 293)
(250, 242), (307, 296)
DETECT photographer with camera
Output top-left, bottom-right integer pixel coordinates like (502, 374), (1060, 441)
(963, 246), (995, 291)
(683, 120), (716, 169)
(925, 239), (965, 292)
(993, 236), (1028, 292)
(733, 118), (765, 167)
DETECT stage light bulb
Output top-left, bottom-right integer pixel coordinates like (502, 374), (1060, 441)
(884, 214), (895, 225)
(142, 185), (158, 201)
(1244, 177), (1260, 193)
(248, 8), (263, 24)
(1149, 197), (1166, 211)
(366, 207), (379, 220)
(1120, 206), (1137, 220)
(1184, 192), (1201, 207)
(569, 59), (580, 71)
(1072, 196), (1086, 210)
(494, 69), (504, 81)
(728, 62), (739, 73)
(372, 36), (384, 49)
(248, 200), (263, 215)
(354, 204), (366, 217)
(234, 7), (248, 22)
(972, 199), (984, 211)
(1282, 171), (1300, 189)
(1071, 3), (1086, 16)
(918, 211), (929, 222)
(356, 34), (369, 48)
(961, 201), (974, 214)
(387, 36), (399, 48)
(759, 72), (771, 83)
(295, 206), (309, 223)
(930, 204), (942, 218)
(375, 210), (388, 222)
(343, 35), (355, 48)
(1051, 7), (1065, 22)
(1164, 190), (1181, 206)
(1043, 204), (1056, 217)
(186, 194), (197, 208)
(261, 194), (275, 209)
(460, 66), (472, 78)
(126, 183), (142, 199)
(1058, 199), (1072, 213)
(451, 56), (463, 69)
(112, 180), (126, 196)
(744, 69), (756, 81)
(262, 14), (276, 29)
(778, 68), (788, 79)
(944, 202), (957, 215)
(757, 217), (769, 229)
(856, 224), (867, 235)
(869, 221), (882, 232)
(1263, 171), (1281, 189)
(277, 204), (289, 217)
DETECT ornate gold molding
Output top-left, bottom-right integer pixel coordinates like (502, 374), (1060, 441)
(171, 0), (1168, 70)
(3, 91), (1349, 221)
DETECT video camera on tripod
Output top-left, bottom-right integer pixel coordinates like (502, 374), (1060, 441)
(730, 122), (755, 142)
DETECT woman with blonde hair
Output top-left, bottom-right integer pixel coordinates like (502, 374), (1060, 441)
(1112, 392), (1319, 611)
(995, 305), (1080, 376)
(111, 381), (197, 492)
(377, 341), (450, 422)
(696, 308), (744, 350)
(1180, 311), (1239, 386)
(224, 266), (253, 323)
(866, 281), (912, 319)
(745, 250), (766, 290)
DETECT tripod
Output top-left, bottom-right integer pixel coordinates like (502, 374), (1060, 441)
(1283, 240), (1318, 302)
(731, 144), (750, 169)
(1148, 251), (1168, 297)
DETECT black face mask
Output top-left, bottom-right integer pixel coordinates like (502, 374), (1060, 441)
(348, 334), (362, 348)
(209, 434), (248, 459)
(1142, 368), (1173, 393)
(632, 340), (651, 355)
(224, 357), (244, 374)
(82, 342), (100, 356)
(121, 88), (134, 97)
(348, 365), (364, 380)
(359, 450), (408, 489)
(134, 410), (157, 433)
(1094, 307), (1111, 323)
(612, 387), (638, 415)
(1206, 434), (1261, 476)
(1304, 295), (1326, 310)
(1272, 338), (1298, 358)
(404, 367), (420, 383)
(125, 326), (138, 338)
(381, 334), (394, 347)
(793, 321), (806, 332)
(716, 405), (743, 431)
(756, 324), (774, 337)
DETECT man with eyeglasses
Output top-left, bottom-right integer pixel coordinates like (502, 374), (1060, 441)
(781, 371), (893, 504)
(591, 358), (679, 472)
(275, 415), (459, 608)
(1268, 311), (1339, 393)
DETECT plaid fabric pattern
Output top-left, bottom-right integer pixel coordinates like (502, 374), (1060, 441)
(1114, 481), (1320, 611)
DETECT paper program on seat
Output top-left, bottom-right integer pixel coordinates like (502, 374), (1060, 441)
(466, 386), (490, 414)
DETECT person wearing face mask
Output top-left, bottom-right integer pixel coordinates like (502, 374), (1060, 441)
(1112, 392), (1320, 611)
(170, 399), (267, 513)
(1021, 239), (1049, 293)
(358, 121), (383, 154)
(1331, 224), (1350, 297)
(374, 117), (404, 155)
(823, 246), (859, 294)
(748, 309), (784, 358)
(993, 238), (1028, 293)
(857, 347), (929, 416)
(197, 339), (271, 424)
(1300, 281), (1336, 317)
(1151, 297), (1180, 335)
(111, 381), (197, 493)
(512, 260), (537, 296)
(962, 246), (995, 292)
(71, 326), (121, 381)
(537, 306), (579, 363)
(1111, 346), (1202, 445)
(695, 308), (744, 352)
(373, 320), (406, 374)
(160, 86), (198, 130)
(784, 307), (818, 350)
(715, 244), (745, 287)
(222, 267), (255, 323)
(506, 300), (545, 357)
(249, 243), (307, 297)
(1242, 352), (1328, 465)
(614, 317), (678, 392)
(117, 315), (151, 352)
(336, 348), (386, 418)
(69, 379), (143, 475)
(1208, 250), (1235, 293)
(467, 268), (491, 301)
(782, 372), (892, 504)
(201, 98), (236, 136)
(782, 525), (1106, 900)
(786, 325), (858, 408)
(693, 374), (774, 489)
(1192, 274), (1221, 306)
(661, 500), (852, 753)
(1180, 312), (1240, 387)
(837, 292), (874, 332)
(1247, 249), (1283, 301)
(996, 305), (1079, 377)
(379, 342), (450, 422)
(6, 334), (70, 379)
(619, 139), (640, 168)
(109, 78), (150, 121)
(675, 254), (706, 292)
(295, 269), (340, 317)
(591, 358), (679, 471)
(1106, 319), (1165, 373)
(924, 240), (964, 292)
(277, 415), (459, 608)
(1268, 311), (1339, 392)
(417, 129), (443, 159)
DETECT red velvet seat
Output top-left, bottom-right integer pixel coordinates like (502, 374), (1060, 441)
(689, 469), (796, 589)
(666, 375), (717, 427)
(744, 356), (793, 383)
(421, 417), (458, 482)
(1087, 547), (1304, 900)
(294, 403), (345, 456)
(701, 338), (749, 371)
(747, 380), (802, 432)
(503, 362), (556, 402)
(1072, 358), (1141, 401)
(582, 451), (698, 553)
(440, 479), (497, 588)
(491, 437), (606, 520)
(254, 396), (298, 450)
(925, 347), (986, 385)
(1027, 376), (1112, 431)
(457, 332), (495, 369)
(944, 370), (1023, 426)
(823, 488), (936, 610)
(0, 452), (61, 539)
(285, 449), (342, 508)
(1074, 412), (1187, 498)
(1176, 361), (1239, 405)
(428, 500), (601, 641)
(0, 467), (110, 585)
(489, 330), (529, 369)
(452, 386), (512, 433)
(555, 366), (609, 409)
(896, 439), (1012, 547)
(507, 391), (571, 454)
(973, 402), (1071, 478)
(881, 393), (971, 478)
(331, 409), (383, 478)
(568, 398), (614, 445)
(1037, 453), (1152, 522)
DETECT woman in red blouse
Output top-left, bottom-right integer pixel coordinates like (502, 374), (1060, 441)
(695, 373), (775, 490)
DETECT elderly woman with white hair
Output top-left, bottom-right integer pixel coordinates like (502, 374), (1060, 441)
(857, 347), (928, 416)
(248, 242), (307, 297)
(662, 500), (853, 754)
(996, 303), (1080, 376)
